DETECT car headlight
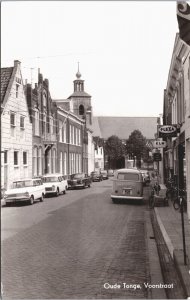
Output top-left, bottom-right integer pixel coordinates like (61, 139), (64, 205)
(52, 185), (56, 190)
(24, 192), (29, 197)
(3, 194), (8, 199)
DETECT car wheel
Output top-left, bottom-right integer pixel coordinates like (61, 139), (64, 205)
(56, 188), (59, 196)
(40, 193), (44, 202)
(63, 189), (66, 195)
(29, 195), (34, 205)
(88, 184), (91, 188)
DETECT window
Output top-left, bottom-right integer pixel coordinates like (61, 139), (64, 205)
(14, 151), (19, 166)
(38, 148), (42, 176)
(64, 152), (67, 175)
(117, 173), (139, 181)
(50, 117), (54, 134)
(23, 151), (27, 165)
(10, 112), (16, 127)
(60, 152), (63, 174)
(20, 116), (25, 129)
(4, 150), (8, 164)
(79, 104), (84, 115)
(59, 121), (62, 142)
(34, 110), (39, 135)
(16, 84), (19, 98)
(33, 147), (37, 176)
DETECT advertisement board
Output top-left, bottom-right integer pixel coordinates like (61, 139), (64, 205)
(157, 125), (178, 138)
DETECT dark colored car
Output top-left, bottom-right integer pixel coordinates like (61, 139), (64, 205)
(68, 173), (91, 189)
(91, 171), (103, 182)
(100, 170), (108, 180)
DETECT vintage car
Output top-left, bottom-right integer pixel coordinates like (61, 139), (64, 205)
(100, 170), (108, 180)
(42, 173), (68, 196)
(111, 168), (144, 203)
(90, 171), (103, 182)
(107, 169), (114, 177)
(140, 170), (150, 186)
(3, 178), (45, 205)
(68, 173), (91, 189)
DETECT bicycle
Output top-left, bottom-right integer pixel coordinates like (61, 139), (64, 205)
(149, 182), (160, 209)
(173, 189), (187, 211)
(166, 178), (177, 202)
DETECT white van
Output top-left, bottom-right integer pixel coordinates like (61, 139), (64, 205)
(111, 168), (143, 203)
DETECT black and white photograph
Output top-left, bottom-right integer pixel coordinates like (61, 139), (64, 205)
(1, 1), (190, 299)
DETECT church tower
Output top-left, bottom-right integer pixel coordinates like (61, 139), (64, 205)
(68, 63), (92, 125)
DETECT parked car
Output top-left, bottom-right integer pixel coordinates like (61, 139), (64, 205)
(140, 170), (150, 186)
(90, 171), (103, 182)
(111, 168), (144, 203)
(68, 173), (91, 189)
(42, 173), (68, 196)
(3, 178), (45, 205)
(108, 169), (114, 177)
(100, 170), (108, 180)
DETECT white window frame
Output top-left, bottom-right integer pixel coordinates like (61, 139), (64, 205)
(14, 150), (19, 167)
(23, 151), (28, 166)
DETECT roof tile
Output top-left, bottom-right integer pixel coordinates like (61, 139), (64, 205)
(0, 67), (13, 104)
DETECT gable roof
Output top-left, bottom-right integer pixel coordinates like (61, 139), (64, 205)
(0, 67), (13, 104)
(92, 116), (158, 140)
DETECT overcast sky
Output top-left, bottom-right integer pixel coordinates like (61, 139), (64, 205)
(1, 1), (180, 117)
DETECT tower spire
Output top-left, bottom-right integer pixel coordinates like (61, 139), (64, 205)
(76, 62), (81, 79)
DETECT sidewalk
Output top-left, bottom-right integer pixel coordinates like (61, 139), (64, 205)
(154, 199), (190, 298)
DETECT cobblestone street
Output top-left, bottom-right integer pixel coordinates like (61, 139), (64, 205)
(1, 181), (160, 298)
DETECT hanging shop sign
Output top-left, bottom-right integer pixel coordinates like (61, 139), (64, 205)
(157, 125), (178, 138)
(153, 140), (166, 148)
(153, 152), (162, 162)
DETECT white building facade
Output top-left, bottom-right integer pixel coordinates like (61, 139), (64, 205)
(1, 60), (32, 189)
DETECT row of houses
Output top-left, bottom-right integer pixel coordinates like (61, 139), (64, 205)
(163, 33), (190, 219)
(1, 60), (160, 190)
(1, 60), (104, 189)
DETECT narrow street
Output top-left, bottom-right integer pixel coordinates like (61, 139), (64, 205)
(2, 180), (153, 299)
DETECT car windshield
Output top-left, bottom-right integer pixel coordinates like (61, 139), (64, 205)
(12, 180), (33, 188)
(43, 177), (58, 183)
(117, 173), (139, 181)
(73, 174), (84, 179)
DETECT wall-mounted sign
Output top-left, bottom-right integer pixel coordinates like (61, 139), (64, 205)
(157, 125), (177, 138)
(153, 152), (162, 162)
(153, 140), (166, 148)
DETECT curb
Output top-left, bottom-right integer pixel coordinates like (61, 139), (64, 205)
(145, 210), (166, 299)
(154, 207), (190, 298)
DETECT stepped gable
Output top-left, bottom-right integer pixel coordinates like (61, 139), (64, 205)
(92, 116), (157, 140)
(0, 67), (13, 103)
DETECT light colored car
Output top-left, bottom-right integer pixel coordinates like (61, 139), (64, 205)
(100, 170), (108, 180)
(111, 168), (144, 203)
(3, 178), (45, 205)
(42, 173), (68, 196)
(140, 170), (150, 186)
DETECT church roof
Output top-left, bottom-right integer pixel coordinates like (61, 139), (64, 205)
(68, 91), (91, 98)
(0, 67), (13, 104)
(92, 116), (158, 140)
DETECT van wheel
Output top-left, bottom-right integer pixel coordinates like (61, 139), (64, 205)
(29, 195), (34, 205)
(63, 189), (66, 195)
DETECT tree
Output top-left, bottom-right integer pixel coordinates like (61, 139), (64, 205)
(104, 135), (125, 169)
(125, 130), (149, 168)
